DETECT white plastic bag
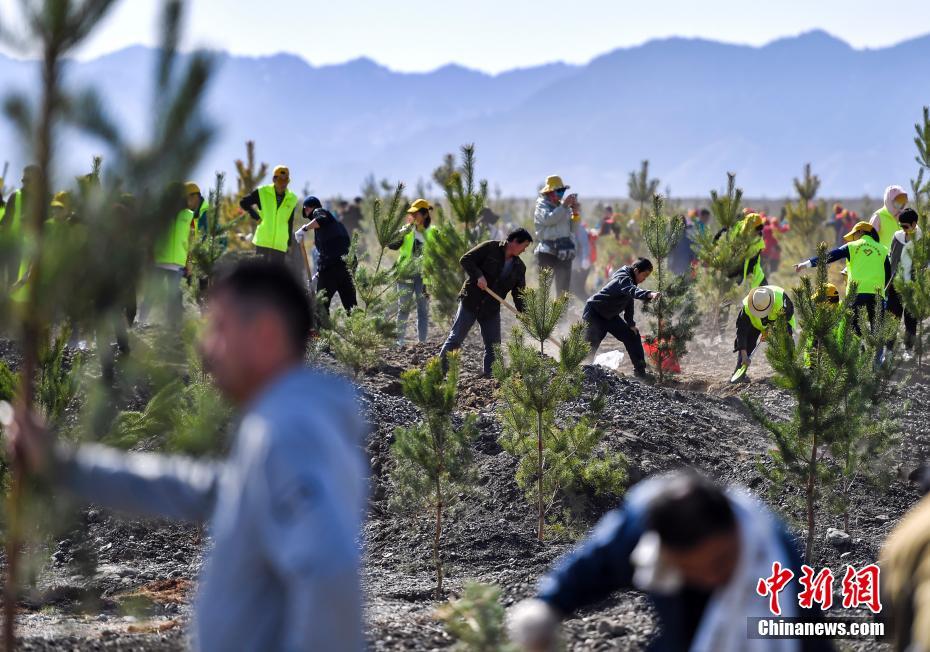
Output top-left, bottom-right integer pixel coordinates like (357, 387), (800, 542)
(593, 350), (624, 370)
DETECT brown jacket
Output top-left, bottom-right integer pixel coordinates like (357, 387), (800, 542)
(458, 240), (526, 319)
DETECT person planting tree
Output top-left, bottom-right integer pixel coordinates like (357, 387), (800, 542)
(389, 198), (435, 347)
(533, 175), (577, 296)
(438, 228), (533, 377)
(508, 471), (829, 652)
(793, 221), (889, 340)
(731, 285), (797, 383)
(870, 185), (909, 251)
(582, 257), (659, 379)
(239, 164), (299, 264)
(294, 196), (357, 316)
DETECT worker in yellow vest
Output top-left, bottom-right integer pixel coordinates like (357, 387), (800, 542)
(794, 221), (890, 338)
(1, 165), (39, 290)
(239, 165), (299, 264)
(141, 182), (199, 325)
(389, 199), (435, 346)
(731, 285), (796, 383)
(735, 212), (767, 290)
(870, 185), (908, 251)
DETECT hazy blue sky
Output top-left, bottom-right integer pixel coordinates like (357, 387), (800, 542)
(1, 0), (929, 72)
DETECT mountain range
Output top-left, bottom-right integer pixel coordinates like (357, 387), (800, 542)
(0, 30), (928, 198)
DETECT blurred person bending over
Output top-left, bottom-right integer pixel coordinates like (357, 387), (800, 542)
(6, 260), (368, 652)
(508, 471), (830, 652)
(533, 175), (577, 296)
(239, 165), (299, 264)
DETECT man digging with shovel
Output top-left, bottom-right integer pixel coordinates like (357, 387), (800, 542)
(439, 228), (533, 377)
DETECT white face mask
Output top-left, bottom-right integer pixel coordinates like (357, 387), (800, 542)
(630, 531), (684, 594)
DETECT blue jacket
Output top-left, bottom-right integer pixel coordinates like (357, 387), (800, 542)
(56, 367), (368, 652)
(537, 481), (832, 652)
(585, 265), (652, 324)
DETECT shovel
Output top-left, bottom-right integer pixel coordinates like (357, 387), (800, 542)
(481, 286), (561, 349)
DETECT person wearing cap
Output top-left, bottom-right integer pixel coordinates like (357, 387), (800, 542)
(140, 182), (201, 325)
(389, 199), (435, 346)
(439, 228), (534, 377)
(732, 285), (796, 383)
(887, 207), (922, 357)
(239, 165), (299, 264)
(583, 257), (659, 379)
(802, 283), (848, 366)
(870, 185), (909, 251)
(294, 197), (356, 316)
(533, 175), (578, 296)
(508, 471), (828, 652)
(794, 221), (890, 338)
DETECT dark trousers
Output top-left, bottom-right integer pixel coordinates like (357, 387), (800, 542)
(886, 285), (917, 350)
(255, 245), (287, 265)
(851, 293), (882, 338)
(583, 305), (646, 372)
(734, 310), (761, 357)
(536, 252), (572, 296)
(439, 303), (501, 375)
(318, 261), (357, 314)
(140, 267), (184, 326)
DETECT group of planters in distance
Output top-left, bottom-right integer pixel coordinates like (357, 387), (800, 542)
(5, 117), (930, 649)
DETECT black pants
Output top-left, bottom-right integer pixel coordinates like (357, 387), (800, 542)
(255, 245), (287, 265)
(886, 285), (917, 350)
(851, 293), (882, 338)
(583, 306), (646, 372)
(734, 310), (761, 357)
(318, 261), (357, 314)
(536, 252), (572, 296)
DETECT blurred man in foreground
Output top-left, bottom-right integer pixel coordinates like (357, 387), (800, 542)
(5, 260), (367, 652)
(508, 471), (830, 652)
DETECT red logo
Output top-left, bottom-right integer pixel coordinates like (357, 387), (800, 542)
(757, 562), (795, 616)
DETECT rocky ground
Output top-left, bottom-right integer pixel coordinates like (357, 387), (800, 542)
(2, 318), (928, 650)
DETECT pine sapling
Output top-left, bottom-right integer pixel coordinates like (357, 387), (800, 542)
(436, 583), (518, 652)
(628, 159), (660, 220)
(640, 195), (700, 382)
(390, 355), (478, 597)
(779, 164), (831, 270)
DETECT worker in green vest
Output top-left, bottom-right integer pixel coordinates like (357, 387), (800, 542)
(141, 182), (199, 325)
(9, 189), (74, 305)
(1, 165), (39, 289)
(239, 165), (299, 264)
(389, 198), (435, 347)
(870, 185), (908, 251)
(731, 285), (796, 383)
(736, 212), (767, 290)
(794, 221), (890, 338)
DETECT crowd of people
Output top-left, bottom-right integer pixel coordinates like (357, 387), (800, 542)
(2, 165), (930, 651)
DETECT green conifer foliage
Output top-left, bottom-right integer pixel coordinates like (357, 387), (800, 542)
(436, 583), (518, 652)
(627, 159), (660, 220)
(640, 195), (700, 383)
(391, 355), (478, 597)
(692, 173), (755, 335)
(494, 269), (626, 541)
(779, 164), (832, 271)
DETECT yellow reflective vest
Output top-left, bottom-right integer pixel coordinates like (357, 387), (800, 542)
(846, 237), (888, 297)
(154, 209), (195, 267)
(253, 185), (298, 253)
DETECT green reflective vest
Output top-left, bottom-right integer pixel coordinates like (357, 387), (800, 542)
(875, 207), (899, 251)
(847, 237), (888, 296)
(743, 285), (797, 333)
(396, 226), (435, 270)
(4, 190), (23, 236)
(743, 239), (766, 289)
(154, 209), (195, 267)
(253, 185), (298, 252)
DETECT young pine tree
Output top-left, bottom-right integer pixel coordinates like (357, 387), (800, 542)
(390, 355), (478, 597)
(780, 163), (831, 269)
(628, 159), (660, 220)
(436, 583), (518, 652)
(692, 173), (755, 336)
(640, 195), (700, 383)
(494, 269), (627, 540)
(234, 140), (268, 198)
(422, 144), (489, 323)
(189, 172), (245, 298)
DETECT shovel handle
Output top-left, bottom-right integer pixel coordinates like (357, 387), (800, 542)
(481, 286), (561, 349)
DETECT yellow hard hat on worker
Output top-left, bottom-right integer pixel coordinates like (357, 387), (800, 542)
(184, 181), (201, 196)
(813, 283), (840, 303)
(406, 198), (433, 213)
(50, 191), (72, 210)
(540, 175), (569, 193)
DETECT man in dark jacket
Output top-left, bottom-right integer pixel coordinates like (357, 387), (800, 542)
(508, 471), (832, 652)
(583, 257), (659, 378)
(295, 197), (356, 315)
(438, 228), (533, 377)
